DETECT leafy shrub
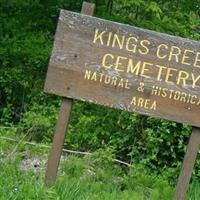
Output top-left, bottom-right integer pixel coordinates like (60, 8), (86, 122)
(19, 102), (58, 142)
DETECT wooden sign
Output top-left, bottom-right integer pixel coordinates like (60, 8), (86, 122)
(44, 3), (200, 200)
(44, 9), (200, 127)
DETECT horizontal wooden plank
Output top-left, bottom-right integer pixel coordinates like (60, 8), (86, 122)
(44, 10), (200, 127)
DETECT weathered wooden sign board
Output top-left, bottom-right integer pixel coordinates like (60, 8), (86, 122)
(44, 8), (200, 127)
(44, 2), (200, 200)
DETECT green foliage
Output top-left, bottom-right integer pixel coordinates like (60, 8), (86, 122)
(0, 151), (199, 200)
(1, 0), (200, 184)
(111, 0), (199, 40)
(124, 164), (173, 200)
(19, 102), (58, 142)
(67, 102), (196, 175)
(0, 132), (199, 199)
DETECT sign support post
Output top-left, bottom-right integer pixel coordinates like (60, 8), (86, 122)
(45, 98), (72, 185)
(174, 127), (200, 200)
(44, 2), (95, 186)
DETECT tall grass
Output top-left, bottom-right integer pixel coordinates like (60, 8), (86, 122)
(0, 128), (199, 200)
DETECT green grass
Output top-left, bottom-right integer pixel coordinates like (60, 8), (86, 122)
(0, 157), (171, 200)
(0, 127), (199, 200)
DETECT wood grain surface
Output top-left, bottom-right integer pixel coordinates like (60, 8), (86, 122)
(44, 10), (200, 127)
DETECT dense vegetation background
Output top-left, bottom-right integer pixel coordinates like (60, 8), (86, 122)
(0, 0), (200, 183)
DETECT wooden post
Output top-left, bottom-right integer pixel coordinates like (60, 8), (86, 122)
(81, 1), (95, 15)
(174, 127), (200, 200)
(45, 98), (72, 185)
(44, 2), (95, 186)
